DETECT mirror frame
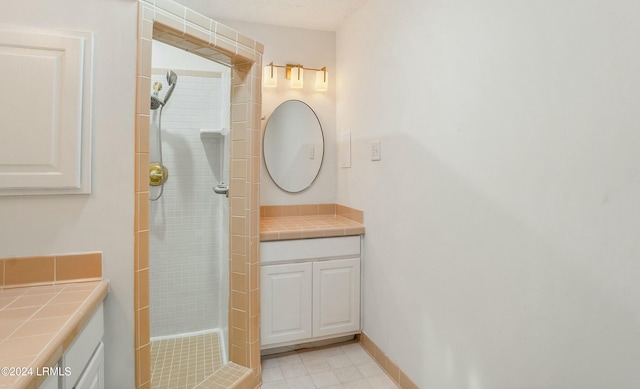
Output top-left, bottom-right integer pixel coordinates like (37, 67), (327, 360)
(263, 99), (325, 193)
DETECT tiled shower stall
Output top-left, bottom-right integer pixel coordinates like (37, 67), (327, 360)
(148, 40), (232, 386)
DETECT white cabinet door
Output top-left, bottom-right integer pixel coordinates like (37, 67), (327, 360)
(63, 305), (103, 389)
(261, 262), (313, 346)
(38, 373), (58, 389)
(74, 342), (104, 389)
(313, 258), (361, 338)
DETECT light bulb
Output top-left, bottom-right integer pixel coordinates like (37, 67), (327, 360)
(290, 66), (304, 89)
(315, 69), (328, 91)
(263, 65), (277, 88)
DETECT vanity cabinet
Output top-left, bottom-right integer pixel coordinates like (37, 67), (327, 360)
(37, 303), (104, 389)
(260, 236), (361, 349)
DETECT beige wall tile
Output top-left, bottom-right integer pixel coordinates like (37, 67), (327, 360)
(137, 114), (150, 153)
(280, 205), (301, 217)
(231, 235), (248, 256)
(136, 75), (151, 116)
(185, 24), (211, 47)
(137, 230), (149, 270)
(299, 204), (319, 216)
(185, 8), (211, 30)
(237, 33), (255, 51)
(55, 253), (102, 282)
(231, 216), (247, 236)
(230, 254), (247, 274)
(137, 343), (151, 388)
(137, 38), (152, 77)
(216, 23), (238, 42)
(231, 291), (247, 312)
(255, 41), (264, 53)
(136, 153), (150, 192)
(230, 344), (248, 367)
(155, 0), (185, 18)
(138, 306), (150, 350)
(319, 203), (336, 214)
(154, 9), (186, 34)
(231, 272), (247, 293)
(262, 206), (281, 218)
(137, 268), (149, 309)
(4, 256), (54, 286)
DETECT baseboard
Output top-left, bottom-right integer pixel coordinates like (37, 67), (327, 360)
(358, 332), (419, 389)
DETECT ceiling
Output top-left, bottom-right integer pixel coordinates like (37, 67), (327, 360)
(177, 0), (369, 31)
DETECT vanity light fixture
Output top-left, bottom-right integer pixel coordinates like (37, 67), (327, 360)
(262, 62), (328, 91)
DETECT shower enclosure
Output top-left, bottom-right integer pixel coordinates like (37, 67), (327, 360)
(148, 40), (231, 389)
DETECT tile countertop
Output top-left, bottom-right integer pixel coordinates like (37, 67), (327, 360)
(260, 214), (365, 241)
(0, 281), (109, 389)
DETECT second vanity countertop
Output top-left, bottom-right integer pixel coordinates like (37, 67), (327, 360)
(0, 281), (109, 389)
(260, 204), (365, 241)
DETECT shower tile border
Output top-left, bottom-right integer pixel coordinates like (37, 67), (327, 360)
(152, 67), (224, 78)
(134, 1), (263, 388)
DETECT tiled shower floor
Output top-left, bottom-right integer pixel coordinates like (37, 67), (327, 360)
(151, 332), (224, 389)
(260, 342), (400, 389)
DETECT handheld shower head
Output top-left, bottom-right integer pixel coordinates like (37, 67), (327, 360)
(163, 70), (178, 104)
(150, 95), (163, 110)
(149, 70), (178, 110)
(167, 70), (178, 86)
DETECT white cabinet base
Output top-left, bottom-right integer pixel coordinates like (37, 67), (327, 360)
(261, 237), (362, 350)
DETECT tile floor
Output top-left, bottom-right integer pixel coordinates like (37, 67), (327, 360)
(150, 332), (224, 389)
(260, 342), (400, 389)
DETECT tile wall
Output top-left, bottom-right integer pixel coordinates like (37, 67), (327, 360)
(135, 1), (263, 387)
(148, 69), (230, 338)
(260, 203), (364, 223)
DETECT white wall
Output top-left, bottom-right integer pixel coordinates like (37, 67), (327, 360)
(0, 1), (137, 388)
(337, 0), (640, 388)
(220, 20), (337, 205)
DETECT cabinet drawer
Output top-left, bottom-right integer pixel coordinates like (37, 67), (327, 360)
(261, 236), (360, 264)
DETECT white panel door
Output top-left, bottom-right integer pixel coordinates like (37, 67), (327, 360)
(261, 262), (313, 346)
(313, 258), (361, 338)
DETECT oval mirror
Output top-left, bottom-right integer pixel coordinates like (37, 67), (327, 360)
(263, 100), (324, 193)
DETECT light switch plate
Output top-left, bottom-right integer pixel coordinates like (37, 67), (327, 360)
(371, 140), (381, 161)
